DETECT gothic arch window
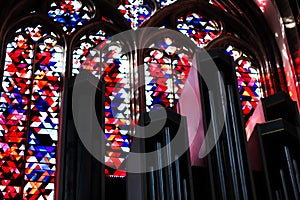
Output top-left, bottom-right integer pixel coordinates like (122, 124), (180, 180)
(0, 0), (288, 198)
(174, 12), (264, 122)
(71, 25), (132, 177)
(225, 45), (263, 123)
(143, 36), (193, 112)
(142, 4), (270, 123)
(0, 21), (64, 199)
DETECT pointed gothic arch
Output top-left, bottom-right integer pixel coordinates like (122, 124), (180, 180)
(0, 0), (296, 198)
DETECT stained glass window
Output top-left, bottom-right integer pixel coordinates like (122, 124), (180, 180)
(175, 13), (263, 123)
(226, 45), (263, 123)
(101, 44), (131, 177)
(0, 33), (33, 199)
(0, 0), (268, 187)
(177, 13), (223, 48)
(48, 0), (95, 35)
(72, 31), (131, 177)
(0, 25), (64, 199)
(118, 0), (152, 29)
(71, 8), (264, 179)
(144, 37), (192, 111)
(117, 0), (177, 29)
(72, 29), (109, 76)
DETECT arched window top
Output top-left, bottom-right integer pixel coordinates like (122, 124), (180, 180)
(225, 45), (260, 75)
(143, 36), (193, 111)
(177, 13), (223, 48)
(72, 28), (110, 76)
(4, 34), (34, 92)
(10, 25), (57, 43)
(147, 36), (193, 56)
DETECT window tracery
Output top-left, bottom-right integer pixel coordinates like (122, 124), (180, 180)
(1, 24), (64, 199)
(177, 13), (223, 48)
(0, 0), (275, 197)
(48, 0), (95, 35)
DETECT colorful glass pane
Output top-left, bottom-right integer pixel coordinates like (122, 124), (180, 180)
(118, 0), (152, 29)
(177, 13), (222, 48)
(0, 25), (63, 199)
(73, 31), (131, 177)
(48, 0), (95, 35)
(16, 25), (53, 42)
(144, 37), (192, 112)
(226, 45), (263, 122)
(101, 45), (131, 177)
(72, 30), (109, 76)
(23, 38), (63, 199)
(0, 34), (34, 199)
